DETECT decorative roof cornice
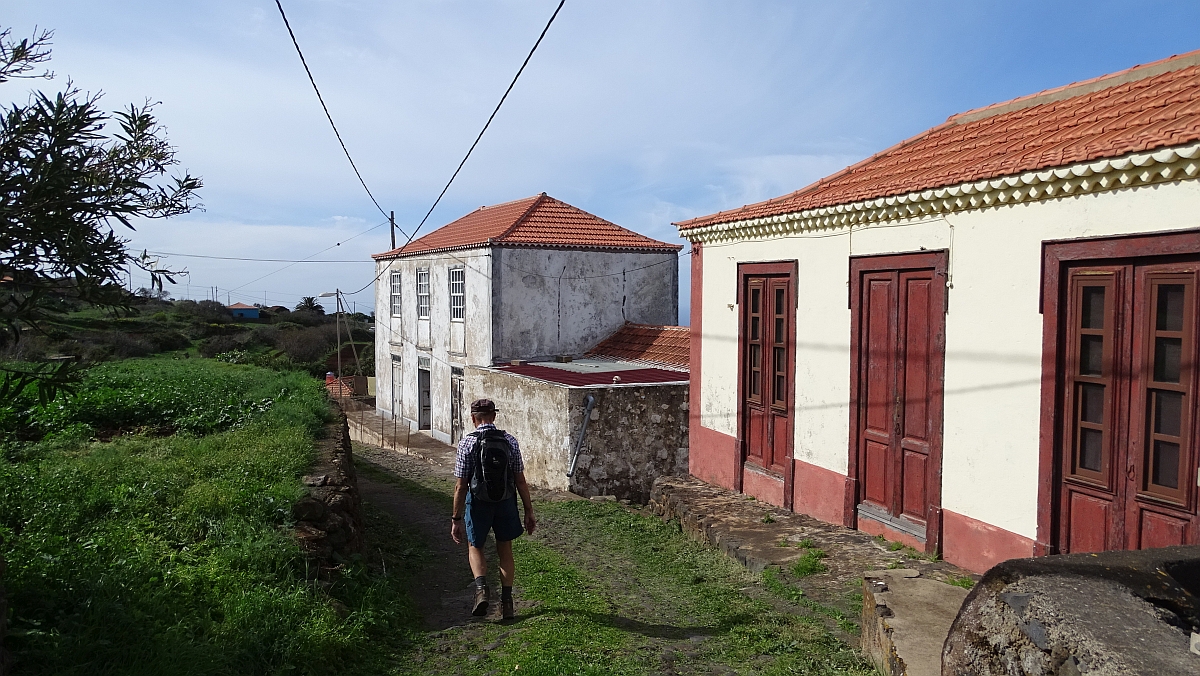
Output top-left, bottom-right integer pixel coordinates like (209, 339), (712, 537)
(679, 142), (1200, 244)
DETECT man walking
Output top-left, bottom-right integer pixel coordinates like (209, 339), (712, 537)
(450, 399), (536, 619)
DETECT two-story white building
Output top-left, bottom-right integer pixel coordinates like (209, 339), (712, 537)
(372, 193), (682, 444)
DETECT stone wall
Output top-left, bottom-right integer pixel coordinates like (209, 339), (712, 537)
(293, 409), (365, 576)
(464, 366), (688, 503)
(0, 555), (8, 676)
(565, 384), (688, 504)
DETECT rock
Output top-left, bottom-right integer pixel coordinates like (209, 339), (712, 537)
(293, 496), (327, 521)
(943, 545), (1200, 676)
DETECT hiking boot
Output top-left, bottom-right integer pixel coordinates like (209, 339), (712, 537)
(502, 595), (515, 619)
(472, 584), (490, 617)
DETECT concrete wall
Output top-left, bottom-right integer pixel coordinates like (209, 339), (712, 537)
(693, 178), (1200, 552)
(492, 247), (678, 362)
(464, 366), (689, 502)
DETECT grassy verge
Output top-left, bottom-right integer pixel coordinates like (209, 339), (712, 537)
(0, 360), (418, 675)
(371, 473), (876, 676)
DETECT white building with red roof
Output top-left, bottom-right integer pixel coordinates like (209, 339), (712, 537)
(373, 193), (682, 445)
(678, 50), (1200, 572)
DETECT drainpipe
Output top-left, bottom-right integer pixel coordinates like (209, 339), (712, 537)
(566, 394), (596, 478)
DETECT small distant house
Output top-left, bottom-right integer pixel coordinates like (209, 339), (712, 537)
(372, 193), (682, 445)
(227, 302), (259, 320)
(678, 51), (1200, 572)
(463, 322), (690, 502)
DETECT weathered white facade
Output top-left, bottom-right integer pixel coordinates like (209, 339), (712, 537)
(683, 51), (1200, 573)
(373, 205), (680, 445)
(690, 162), (1200, 567)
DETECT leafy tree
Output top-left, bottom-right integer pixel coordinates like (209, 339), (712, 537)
(294, 297), (325, 314)
(0, 26), (201, 402)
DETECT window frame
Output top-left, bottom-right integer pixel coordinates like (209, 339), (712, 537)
(416, 268), (431, 319)
(389, 271), (403, 317)
(449, 267), (466, 321)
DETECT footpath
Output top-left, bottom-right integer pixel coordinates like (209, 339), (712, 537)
(346, 402), (975, 675)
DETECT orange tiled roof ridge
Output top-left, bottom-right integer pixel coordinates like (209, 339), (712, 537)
(586, 322), (690, 370)
(374, 193), (682, 259)
(677, 49), (1200, 232)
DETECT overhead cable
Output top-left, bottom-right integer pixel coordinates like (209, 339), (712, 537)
(275, 0), (404, 237)
(347, 0), (567, 297)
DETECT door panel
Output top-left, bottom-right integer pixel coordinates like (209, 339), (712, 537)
(902, 450), (928, 519)
(1068, 491), (1111, 553)
(1138, 509), (1188, 548)
(741, 270), (795, 482)
(851, 253), (946, 553)
(1055, 259), (1200, 553)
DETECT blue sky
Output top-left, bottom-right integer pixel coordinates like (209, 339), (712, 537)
(6, 1), (1200, 322)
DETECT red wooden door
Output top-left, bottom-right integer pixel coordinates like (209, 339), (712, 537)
(851, 253), (946, 552)
(1058, 260), (1200, 552)
(741, 272), (794, 477)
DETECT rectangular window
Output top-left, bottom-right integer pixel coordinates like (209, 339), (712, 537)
(416, 269), (430, 319)
(1142, 275), (1193, 501)
(1066, 274), (1115, 485)
(389, 271), (402, 316)
(449, 267), (465, 321)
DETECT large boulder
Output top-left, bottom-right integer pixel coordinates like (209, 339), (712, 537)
(943, 545), (1200, 675)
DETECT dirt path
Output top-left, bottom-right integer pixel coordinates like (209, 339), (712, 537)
(352, 438), (878, 675)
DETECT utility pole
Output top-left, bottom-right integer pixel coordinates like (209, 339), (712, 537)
(389, 211), (396, 250)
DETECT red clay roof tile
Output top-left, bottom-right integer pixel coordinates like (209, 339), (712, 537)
(585, 323), (690, 370)
(677, 51), (1200, 232)
(495, 363), (687, 387)
(374, 194), (681, 260)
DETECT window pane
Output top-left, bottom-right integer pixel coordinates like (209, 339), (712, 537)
(1081, 286), (1106, 329)
(1153, 337), (1182, 383)
(749, 344), (760, 368)
(750, 317), (760, 341)
(1079, 383), (1105, 423)
(1079, 335), (1104, 376)
(775, 374), (786, 403)
(774, 318), (784, 343)
(774, 346), (785, 373)
(1156, 284), (1185, 332)
(1079, 428), (1103, 472)
(751, 288), (760, 314)
(1152, 440), (1180, 489)
(1153, 390), (1183, 437)
(775, 287), (784, 315)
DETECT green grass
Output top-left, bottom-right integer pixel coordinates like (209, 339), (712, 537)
(0, 360), (418, 675)
(946, 574), (976, 590)
(790, 548), (829, 578)
(418, 498), (875, 675)
(1, 359), (330, 442)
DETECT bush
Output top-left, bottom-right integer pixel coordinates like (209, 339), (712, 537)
(1, 359), (328, 441)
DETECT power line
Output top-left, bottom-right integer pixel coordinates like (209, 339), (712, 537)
(348, 0), (567, 297)
(275, 0), (404, 235)
(148, 251), (371, 264)
(226, 219), (387, 293)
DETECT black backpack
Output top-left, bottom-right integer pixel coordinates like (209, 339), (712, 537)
(468, 428), (515, 502)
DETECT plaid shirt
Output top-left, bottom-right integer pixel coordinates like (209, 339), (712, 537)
(453, 423), (524, 479)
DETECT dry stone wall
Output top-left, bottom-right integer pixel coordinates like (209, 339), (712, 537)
(566, 384), (689, 504)
(293, 409), (365, 575)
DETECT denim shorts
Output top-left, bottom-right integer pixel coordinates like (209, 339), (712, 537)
(465, 493), (524, 546)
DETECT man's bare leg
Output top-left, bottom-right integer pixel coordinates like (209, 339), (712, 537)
(496, 540), (515, 586)
(468, 544), (488, 578)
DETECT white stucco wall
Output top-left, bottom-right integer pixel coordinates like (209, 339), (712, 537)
(697, 179), (1200, 540)
(492, 247), (679, 362)
(373, 248), (493, 444)
(374, 244), (680, 444)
